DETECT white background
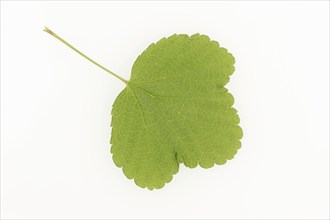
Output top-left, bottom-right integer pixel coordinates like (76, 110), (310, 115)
(1, 1), (329, 219)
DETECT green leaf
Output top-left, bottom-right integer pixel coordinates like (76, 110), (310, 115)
(44, 28), (242, 190)
(111, 34), (243, 190)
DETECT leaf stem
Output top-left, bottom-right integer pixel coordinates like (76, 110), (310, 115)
(44, 26), (128, 84)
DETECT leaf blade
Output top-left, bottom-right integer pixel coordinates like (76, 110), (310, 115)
(111, 34), (242, 189)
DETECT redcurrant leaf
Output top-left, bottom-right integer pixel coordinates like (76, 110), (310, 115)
(44, 28), (243, 190)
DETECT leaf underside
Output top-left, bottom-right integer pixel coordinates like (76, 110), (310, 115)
(110, 34), (243, 190)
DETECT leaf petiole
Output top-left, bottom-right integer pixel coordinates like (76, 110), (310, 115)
(43, 27), (128, 84)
